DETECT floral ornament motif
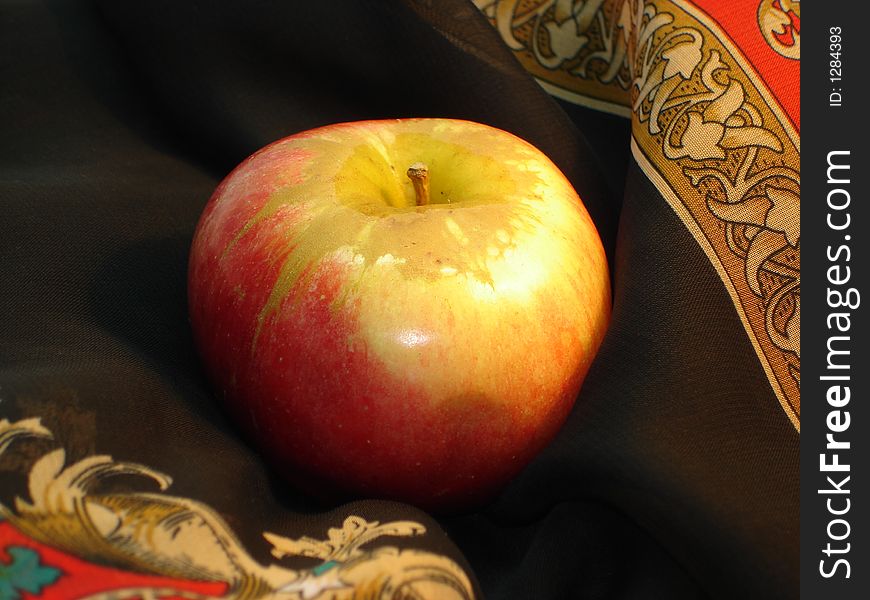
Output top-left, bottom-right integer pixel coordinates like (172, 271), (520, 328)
(477, 0), (608, 67)
(0, 418), (475, 600)
(631, 7), (703, 134)
(478, 0), (800, 425)
(0, 417), (52, 454)
(474, 0), (632, 113)
(667, 80), (783, 161)
(758, 0), (800, 60)
(763, 187), (800, 248)
(0, 546), (62, 599)
(627, 0), (801, 426)
(265, 517), (425, 563)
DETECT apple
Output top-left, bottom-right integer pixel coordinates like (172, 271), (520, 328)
(188, 118), (610, 510)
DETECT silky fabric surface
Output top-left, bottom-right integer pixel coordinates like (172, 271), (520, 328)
(0, 1), (798, 598)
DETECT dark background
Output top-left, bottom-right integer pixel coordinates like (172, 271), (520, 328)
(1, 1), (799, 598)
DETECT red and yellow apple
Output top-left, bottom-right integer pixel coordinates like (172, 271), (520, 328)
(188, 119), (610, 510)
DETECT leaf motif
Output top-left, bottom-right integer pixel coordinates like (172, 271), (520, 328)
(0, 418), (52, 458)
(18, 452), (172, 517)
(544, 20), (587, 62)
(265, 517), (427, 562)
(706, 195), (770, 228)
(553, 0), (575, 23)
(704, 80), (744, 123)
(647, 76), (681, 134)
(758, 0), (800, 58)
(561, 0), (604, 35)
(720, 126), (784, 152)
(759, 2), (791, 35)
(265, 531), (334, 561)
(678, 113), (725, 160)
(331, 519), (427, 561)
(494, 0), (524, 50)
(0, 546), (62, 599)
(661, 39), (702, 79)
(331, 515), (369, 545)
(699, 50), (729, 95)
(48, 455), (172, 510)
(638, 12), (673, 51)
(94, 491), (268, 583)
(49, 454), (113, 503)
(633, 61), (665, 112)
(764, 187), (800, 246)
(25, 449), (66, 513)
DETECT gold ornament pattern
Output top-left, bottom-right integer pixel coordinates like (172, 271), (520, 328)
(0, 418), (475, 599)
(478, 0), (800, 429)
(757, 0), (800, 60)
(473, 0), (632, 115)
(627, 0), (799, 428)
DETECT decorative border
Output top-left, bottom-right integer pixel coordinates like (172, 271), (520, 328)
(626, 0), (800, 429)
(0, 418), (475, 599)
(478, 0), (800, 429)
(474, 0), (632, 115)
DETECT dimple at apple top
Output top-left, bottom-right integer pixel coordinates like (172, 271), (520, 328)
(0, 1), (798, 599)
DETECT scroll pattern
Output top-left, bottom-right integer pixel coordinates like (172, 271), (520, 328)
(474, 0), (632, 114)
(627, 0), (800, 427)
(478, 0), (800, 428)
(0, 418), (475, 599)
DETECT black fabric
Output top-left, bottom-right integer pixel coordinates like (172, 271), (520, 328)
(469, 164), (799, 597)
(1, 1), (797, 598)
(95, 0), (621, 253)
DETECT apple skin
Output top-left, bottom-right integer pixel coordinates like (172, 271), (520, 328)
(188, 119), (610, 510)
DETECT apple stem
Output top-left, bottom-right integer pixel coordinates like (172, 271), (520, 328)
(407, 162), (430, 207)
